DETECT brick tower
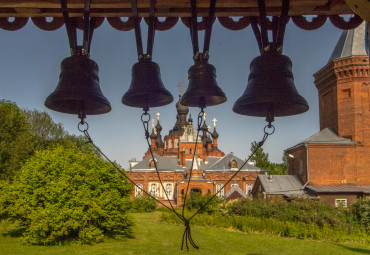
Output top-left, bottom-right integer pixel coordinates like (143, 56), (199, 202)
(286, 22), (369, 207)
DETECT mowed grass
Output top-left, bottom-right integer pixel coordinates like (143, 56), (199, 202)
(0, 212), (369, 255)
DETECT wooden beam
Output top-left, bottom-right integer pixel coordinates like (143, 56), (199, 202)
(0, 0), (354, 18)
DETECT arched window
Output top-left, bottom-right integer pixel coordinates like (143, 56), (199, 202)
(135, 184), (143, 197)
(149, 183), (159, 197)
(183, 147), (187, 154)
(168, 139), (172, 149)
(231, 159), (237, 168)
(164, 140), (167, 149)
(189, 148), (192, 154)
(174, 139), (179, 148)
(246, 184), (253, 197)
(164, 183), (174, 199)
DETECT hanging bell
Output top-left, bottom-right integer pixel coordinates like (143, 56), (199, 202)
(45, 52), (111, 115)
(122, 58), (173, 108)
(181, 58), (227, 108)
(233, 52), (309, 117)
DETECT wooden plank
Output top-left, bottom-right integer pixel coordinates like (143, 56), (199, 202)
(0, 0), (354, 18)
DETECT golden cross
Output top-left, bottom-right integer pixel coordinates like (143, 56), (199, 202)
(203, 112), (206, 121)
(156, 112), (160, 120)
(154, 127), (157, 135)
(151, 119), (155, 128)
(212, 118), (217, 127)
(182, 125), (187, 130)
(207, 126), (211, 131)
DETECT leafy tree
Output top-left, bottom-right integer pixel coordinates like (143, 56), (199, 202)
(250, 142), (287, 175)
(0, 146), (133, 245)
(250, 141), (271, 170)
(0, 100), (34, 180)
(23, 109), (96, 154)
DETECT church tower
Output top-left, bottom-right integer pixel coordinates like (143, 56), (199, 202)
(314, 22), (369, 144)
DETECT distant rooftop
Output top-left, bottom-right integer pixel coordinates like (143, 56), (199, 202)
(328, 22), (367, 63)
(287, 127), (357, 150)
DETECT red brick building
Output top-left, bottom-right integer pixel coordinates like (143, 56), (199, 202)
(286, 22), (370, 207)
(128, 96), (266, 207)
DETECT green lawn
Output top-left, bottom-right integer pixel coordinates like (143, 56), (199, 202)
(0, 212), (369, 255)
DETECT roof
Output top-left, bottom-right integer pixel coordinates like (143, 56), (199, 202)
(301, 127), (356, 145)
(288, 127), (356, 149)
(257, 175), (305, 197)
(224, 185), (246, 200)
(207, 153), (261, 171)
(131, 154), (184, 171)
(328, 22), (367, 63)
(131, 153), (263, 173)
(306, 186), (370, 194)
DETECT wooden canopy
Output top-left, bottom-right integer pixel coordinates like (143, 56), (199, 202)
(0, 0), (355, 18)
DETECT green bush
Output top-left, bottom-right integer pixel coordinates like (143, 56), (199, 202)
(225, 197), (348, 229)
(131, 195), (157, 212)
(184, 191), (222, 214)
(0, 146), (133, 245)
(161, 197), (370, 244)
(349, 198), (370, 234)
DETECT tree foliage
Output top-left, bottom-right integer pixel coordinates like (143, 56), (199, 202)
(23, 109), (96, 154)
(0, 146), (133, 245)
(0, 100), (34, 179)
(250, 141), (287, 175)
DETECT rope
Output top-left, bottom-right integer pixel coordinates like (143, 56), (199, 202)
(77, 119), (184, 221)
(141, 111), (184, 220)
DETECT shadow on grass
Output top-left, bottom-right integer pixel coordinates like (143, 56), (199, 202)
(336, 244), (370, 254)
(2, 226), (25, 237)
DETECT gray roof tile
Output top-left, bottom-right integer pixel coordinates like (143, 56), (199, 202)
(131, 154), (184, 171)
(306, 186), (370, 193)
(328, 22), (367, 63)
(207, 153), (260, 171)
(258, 175), (304, 194)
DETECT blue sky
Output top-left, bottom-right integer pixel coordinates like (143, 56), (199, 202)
(0, 18), (344, 168)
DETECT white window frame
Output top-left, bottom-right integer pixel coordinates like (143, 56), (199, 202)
(135, 184), (143, 197)
(164, 183), (174, 200)
(168, 139), (172, 149)
(246, 184), (253, 197)
(174, 139), (179, 148)
(335, 199), (347, 208)
(216, 184), (224, 197)
(149, 183), (159, 197)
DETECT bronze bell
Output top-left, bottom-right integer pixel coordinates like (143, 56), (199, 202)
(233, 52), (309, 117)
(181, 59), (227, 108)
(45, 53), (111, 115)
(122, 59), (173, 108)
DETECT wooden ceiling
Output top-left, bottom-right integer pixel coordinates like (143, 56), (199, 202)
(0, 0), (355, 18)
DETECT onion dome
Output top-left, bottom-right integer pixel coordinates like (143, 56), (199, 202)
(206, 135), (212, 144)
(176, 96), (189, 114)
(212, 127), (219, 138)
(188, 114), (193, 125)
(201, 122), (208, 131)
(156, 121), (162, 132)
(150, 129), (156, 139)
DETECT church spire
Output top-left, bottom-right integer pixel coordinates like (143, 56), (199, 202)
(328, 22), (367, 63)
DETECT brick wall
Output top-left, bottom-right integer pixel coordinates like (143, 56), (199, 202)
(287, 145), (308, 183)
